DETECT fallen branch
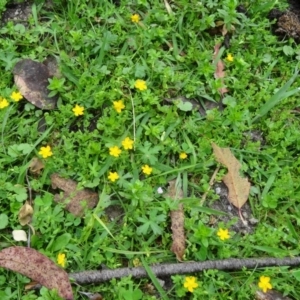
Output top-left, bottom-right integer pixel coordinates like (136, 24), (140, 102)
(69, 257), (300, 284)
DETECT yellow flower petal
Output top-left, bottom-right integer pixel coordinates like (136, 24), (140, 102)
(122, 137), (134, 150)
(109, 146), (122, 157)
(108, 171), (119, 182)
(38, 145), (53, 159)
(142, 164), (152, 175)
(134, 79), (147, 91)
(72, 104), (84, 116)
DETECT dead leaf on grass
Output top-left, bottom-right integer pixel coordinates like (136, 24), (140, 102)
(13, 59), (58, 110)
(166, 180), (185, 261)
(255, 289), (292, 300)
(50, 173), (98, 217)
(28, 157), (44, 174)
(18, 201), (33, 226)
(213, 44), (228, 96)
(0, 246), (73, 300)
(212, 143), (250, 220)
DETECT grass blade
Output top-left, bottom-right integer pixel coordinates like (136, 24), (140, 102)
(251, 69), (299, 123)
(141, 256), (170, 300)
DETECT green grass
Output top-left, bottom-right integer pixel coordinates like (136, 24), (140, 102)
(1, 0), (300, 299)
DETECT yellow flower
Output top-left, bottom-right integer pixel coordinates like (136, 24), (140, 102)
(72, 104), (84, 116)
(131, 14), (140, 23)
(57, 253), (66, 268)
(108, 171), (119, 182)
(38, 145), (53, 158)
(122, 137), (134, 150)
(226, 53), (234, 62)
(10, 91), (23, 102)
(113, 100), (125, 113)
(179, 152), (187, 159)
(258, 276), (272, 293)
(134, 79), (147, 91)
(0, 98), (9, 109)
(183, 276), (199, 293)
(217, 228), (230, 241)
(109, 146), (122, 157)
(142, 164), (152, 175)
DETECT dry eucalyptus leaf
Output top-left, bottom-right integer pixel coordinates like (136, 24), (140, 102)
(18, 201), (33, 226)
(166, 180), (185, 261)
(28, 157), (44, 174)
(212, 143), (250, 210)
(13, 59), (58, 110)
(0, 246), (73, 300)
(51, 173), (98, 217)
(12, 230), (27, 242)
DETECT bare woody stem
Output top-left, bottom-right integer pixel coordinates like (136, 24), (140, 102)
(69, 257), (300, 285)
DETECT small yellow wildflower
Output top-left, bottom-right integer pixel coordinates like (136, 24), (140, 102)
(122, 137), (134, 150)
(109, 146), (122, 157)
(57, 253), (66, 268)
(183, 276), (199, 293)
(72, 104), (84, 116)
(38, 145), (53, 159)
(0, 98), (9, 109)
(142, 164), (152, 175)
(113, 100), (125, 113)
(134, 79), (147, 91)
(131, 14), (140, 23)
(108, 171), (119, 182)
(179, 152), (187, 159)
(217, 228), (230, 241)
(10, 91), (23, 102)
(258, 276), (272, 293)
(226, 53), (234, 62)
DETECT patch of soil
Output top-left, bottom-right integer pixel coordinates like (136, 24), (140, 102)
(269, 0), (300, 42)
(210, 182), (258, 235)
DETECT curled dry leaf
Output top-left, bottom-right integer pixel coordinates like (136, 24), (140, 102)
(18, 201), (33, 226)
(166, 180), (185, 261)
(79, 291), (103, 300)
(12, 230), (27, 242)
(0, 246), (73, 299)
(212, 143), (250, 219)
(28, 157), (44, 174)
(51, 173), (98, 217)
(13, 59), (58, 110)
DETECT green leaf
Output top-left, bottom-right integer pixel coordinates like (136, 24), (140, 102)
(0, 214), (8, 229)
(50, 233), (72, 252)
(176, 100), (193, 111)
(283, 45), (294, 56)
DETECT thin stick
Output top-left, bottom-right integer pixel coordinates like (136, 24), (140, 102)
(69, 256), (300, 285)
(200, 166), (220, 206)
(25, 168), (32, 248)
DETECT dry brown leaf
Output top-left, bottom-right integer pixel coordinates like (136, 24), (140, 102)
(28, 157), (44, 174)
(13, 59), (58, 110)
(255, 289), (292, 300)
(166, 180), (185, 261)
(51, 173), (98, 217)
(212, 143), (250, 212)
(0, 246), (73, 299)
(213, 44), (228, 96)
(18, 201), (33, 226)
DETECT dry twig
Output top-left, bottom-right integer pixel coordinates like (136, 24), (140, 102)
(69, 257), (300, 285)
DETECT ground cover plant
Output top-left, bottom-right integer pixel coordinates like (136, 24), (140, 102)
(1, 0), (300, 299)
